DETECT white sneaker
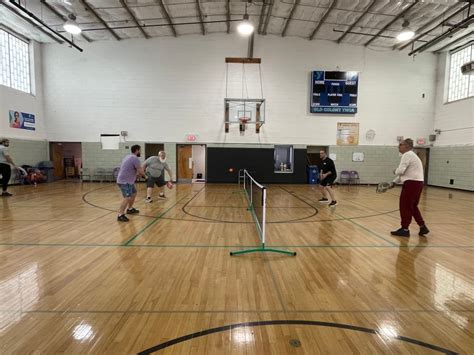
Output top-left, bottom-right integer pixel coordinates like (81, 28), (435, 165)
(145, 197), (153, 203)
(158, 194), (167, 199)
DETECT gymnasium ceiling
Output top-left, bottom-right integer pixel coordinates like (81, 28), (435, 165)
(0, 0), (473, 54)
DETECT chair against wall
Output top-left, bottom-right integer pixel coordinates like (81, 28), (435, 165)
(103, 168), (114, 182)
(339, 170), (351, 184)
(349, 170), (360, 185)
(80, 168), (92, 183)
(93, 168), (108, 182)
(112, 167), (120, 182)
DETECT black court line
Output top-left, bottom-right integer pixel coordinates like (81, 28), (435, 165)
(123, 188), (205, 246)
(279, 186), (399, 247)
(137, 320), (458, 354)
(81, 184), (403, 224)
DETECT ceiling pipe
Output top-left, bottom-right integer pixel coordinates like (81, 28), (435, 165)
(281, 0), (299, 37)
(409, 15), (474, 56)
(41, 0), (92, 42)
(434, 32), (473, 53)
(397, 3), (471, 51)
(63, 19), (243, 33)
(309, 0), (337, 41)
(364, 0), (419, 47)
(336, 0), (376, 43)
(6, 0), (84, 52)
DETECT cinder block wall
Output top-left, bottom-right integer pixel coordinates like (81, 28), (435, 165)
(81, 142), (177, 181)
(428, 146), (474, 191)
(328, 146), (401, 184)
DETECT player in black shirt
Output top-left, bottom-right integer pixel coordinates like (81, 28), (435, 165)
(318, 150), (338, 207)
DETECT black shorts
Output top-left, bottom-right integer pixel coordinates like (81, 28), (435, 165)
(320, 175), (336, 187)
(146, 175), (166, 188)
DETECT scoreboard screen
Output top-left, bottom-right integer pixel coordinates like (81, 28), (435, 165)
(310, 71), (359, 114)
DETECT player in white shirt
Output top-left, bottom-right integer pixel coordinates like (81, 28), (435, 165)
(0, 138), (17, 197)
(390, 139), (429, 237)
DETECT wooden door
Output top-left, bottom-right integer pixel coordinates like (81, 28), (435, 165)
(413, 148), (429, 184)
(50, 143), (64, 179)
(178, 145), (193, 181)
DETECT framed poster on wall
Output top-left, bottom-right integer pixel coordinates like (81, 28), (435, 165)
(337, 122), (359, 145)
(9, 110), (35, 131)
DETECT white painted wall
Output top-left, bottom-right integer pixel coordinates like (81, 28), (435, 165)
(42, 34), (437, 145)
(433, 52), (474, 146)
(0, 42), (46, 140)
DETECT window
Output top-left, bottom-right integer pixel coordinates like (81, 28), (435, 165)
(447, 44), (473, 102)
(0, 29), (31, 94)
(274, 145), (294, 173)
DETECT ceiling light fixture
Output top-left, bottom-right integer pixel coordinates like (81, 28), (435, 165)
(237, 2), (254, 36)
(396, 19), (415, 42)
(63, 14), (82, 35)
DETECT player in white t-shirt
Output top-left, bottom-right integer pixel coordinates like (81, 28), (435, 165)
(0, 138), (17, 197)
(390, 139), (429, 237)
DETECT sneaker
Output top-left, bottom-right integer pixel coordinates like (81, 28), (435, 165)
(328, 200), (338, 207)
(117, 214), (129, 222)
(318, 198), (329, 203)
(391, 228), (410, 237)
(419, 225), (430, 236)
(1, 191), (12, 197)
(158, 194), (167, 199)
(126, 207), (140, 214)
(145, 197), (153, 203)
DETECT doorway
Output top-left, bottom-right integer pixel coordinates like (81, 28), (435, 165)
(413, 147), (430, 184)
(49, 142), (82, 179)
(307, 146), (329, 166)
(145, 143), (164, 160)
(177, 144), (206, 183)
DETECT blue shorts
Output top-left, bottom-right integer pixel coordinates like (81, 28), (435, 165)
(118, 183), (137, 198)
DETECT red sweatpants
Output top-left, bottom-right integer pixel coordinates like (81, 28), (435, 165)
(399, 180), (425, 229)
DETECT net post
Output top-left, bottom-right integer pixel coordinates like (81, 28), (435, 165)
(261, 187), (266, 246)
(230, 170), (296, 257)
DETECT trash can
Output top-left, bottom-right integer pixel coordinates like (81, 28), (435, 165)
(37, 161), (55, 182)
(307, 165), (319, 184)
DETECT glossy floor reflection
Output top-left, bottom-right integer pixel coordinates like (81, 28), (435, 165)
(0, 181), (472, 353)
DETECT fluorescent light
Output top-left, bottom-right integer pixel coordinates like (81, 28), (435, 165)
(237, 14), (254, 36)
(397, 18), (414, 42)
(64, 19), (82, 35)
(396, 30), (415, 41)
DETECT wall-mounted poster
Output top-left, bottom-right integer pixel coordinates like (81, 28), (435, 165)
(9, 110), (35, 131)
(337, 122), (359, 145)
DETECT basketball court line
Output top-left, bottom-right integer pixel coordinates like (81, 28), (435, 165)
(137, 320), (458, 355)
(1, 309), (471, 315)
(263, 253), (288, 312)
(79, 184), (401, 223)
(278, 186), (399, 247)
(0, 243), (471, 249)
(122, 189), (203, 246)
(2, 185), (472, 248)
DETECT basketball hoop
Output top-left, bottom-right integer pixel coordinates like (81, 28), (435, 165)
(239, 117), (249, 135)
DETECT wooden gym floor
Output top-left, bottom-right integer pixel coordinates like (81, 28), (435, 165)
(0, 181), (472, 354)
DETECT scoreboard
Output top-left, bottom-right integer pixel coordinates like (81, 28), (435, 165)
(310, 71), (359, 114)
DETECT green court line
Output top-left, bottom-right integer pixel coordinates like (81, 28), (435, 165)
(0, 242), (471, 249)
(333, 212), (399, 247)
(279, 187), (398, 247)
(122, 193), (196, 246)
(0, 308), (471, 315)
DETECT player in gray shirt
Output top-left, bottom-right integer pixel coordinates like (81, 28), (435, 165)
(143, 151), (174, 202)
(0, 138), (17, 196)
